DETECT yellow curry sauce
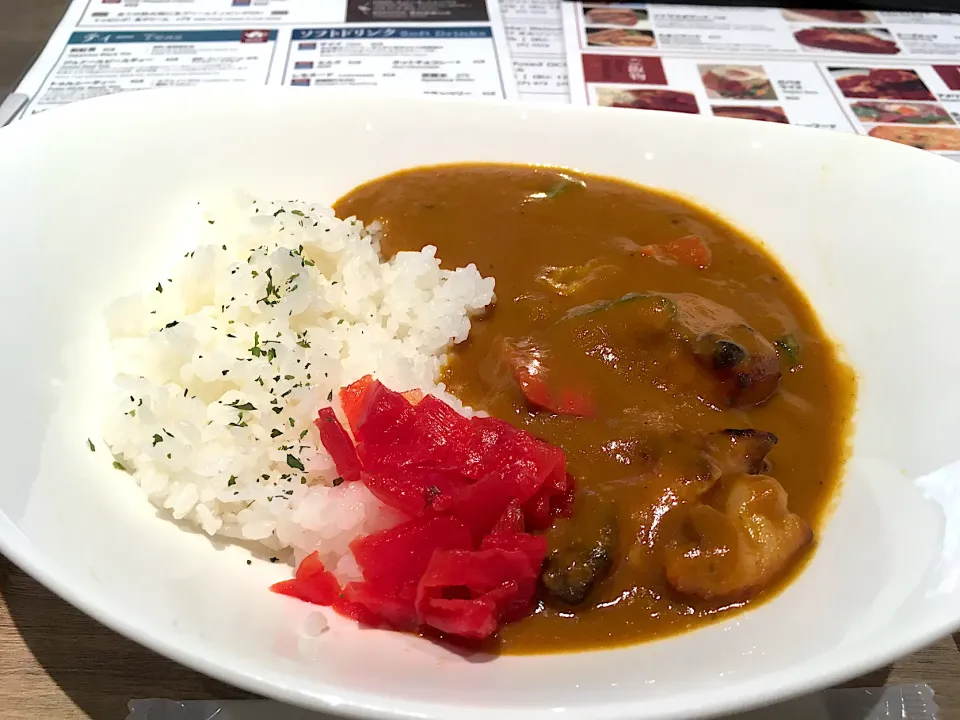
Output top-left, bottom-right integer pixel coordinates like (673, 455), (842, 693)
(334, 163), (856, 654)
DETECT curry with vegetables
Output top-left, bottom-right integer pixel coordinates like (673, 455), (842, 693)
(334, 163), (855, 653)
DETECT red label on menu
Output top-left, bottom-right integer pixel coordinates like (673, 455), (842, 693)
(241, 29), (271, 44)
(933, 65), (960, 91)
(582, 55), (667, 86)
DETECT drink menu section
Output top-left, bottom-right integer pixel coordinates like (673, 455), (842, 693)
(282, 27), (508, 97)
(562, 2), (960, 159)
(15, 0), (517, 118)
(501, 0), (570, 102)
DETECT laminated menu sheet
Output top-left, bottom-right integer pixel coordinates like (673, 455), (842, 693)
(5, 0), (519, 121)
(10, 0), (960, 158)
(560, 1), (960, 160)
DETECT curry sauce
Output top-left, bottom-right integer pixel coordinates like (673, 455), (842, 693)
(334, 163), (856, 654)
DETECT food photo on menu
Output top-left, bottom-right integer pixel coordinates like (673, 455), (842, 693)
(850, 100), (954, 125)
(781, 8), (880, 23)
(700, 65), (777, 101)
(586, 27), (658, 47)
(830, 67), (937, 100)
(866, 124), (960, 150)
(794, 27), (901, 54)
(583, 5), (650, 27)
(595, 86), (700, 113)
(711, 105), (789, 123)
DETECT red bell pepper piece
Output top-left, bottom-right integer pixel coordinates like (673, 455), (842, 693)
(416, 547), (540, 636)
(350, 515), (472, 595)
(270, 551), (341, 606)
(502, 339), (595, 418)
(352, 380), (415, 446)
(489, 499), (525, 535)
(315, 407), (362, 483)
(480, 532), (548, 576)
(640, 234), (712, 270)
(340, 582), (420, 631)
(362, 468), (464, 518)
(339, 374), (375, 436)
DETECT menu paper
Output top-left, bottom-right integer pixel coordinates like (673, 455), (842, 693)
(561, 1), (960, 160)
(10, 0), (518, 120)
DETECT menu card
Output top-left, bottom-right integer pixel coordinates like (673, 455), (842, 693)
(7, 2), (960, 155)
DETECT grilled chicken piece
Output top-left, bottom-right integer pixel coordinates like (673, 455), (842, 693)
(704, 429), (778, 476)
(662, 474), (812, 601)
(541, 490), (619, 606)
(660, 294), (781, 408)
(691, 325), (781, 408)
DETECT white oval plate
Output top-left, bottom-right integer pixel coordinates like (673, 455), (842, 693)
(1, 88), (959, 720)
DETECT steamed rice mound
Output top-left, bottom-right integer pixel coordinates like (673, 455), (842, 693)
(102, 195), (495, 566)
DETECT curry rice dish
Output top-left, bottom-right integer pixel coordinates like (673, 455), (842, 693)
(105, 162), (854, 654)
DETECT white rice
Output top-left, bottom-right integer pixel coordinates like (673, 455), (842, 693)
(102, 193), (495, 569)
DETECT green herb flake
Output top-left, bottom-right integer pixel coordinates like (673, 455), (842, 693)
(272, 407), (283, 415)
(228, 401), (257, 412)
(286, 454), (305, 471)
(774, 334), (801, 367)
(112, 460), (127, 471)
(271, 429), (282, 438)
(152, 433), (164, 447)
(299, 429), (309, 440)
(326, 390), (333, 402)
(155, 283), (163, 293)
(87, 438), (95, 452)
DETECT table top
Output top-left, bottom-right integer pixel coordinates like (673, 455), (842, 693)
(1, 1), (960, 718)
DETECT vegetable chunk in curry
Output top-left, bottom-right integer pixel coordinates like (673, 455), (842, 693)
(334, 163), (855, 654)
